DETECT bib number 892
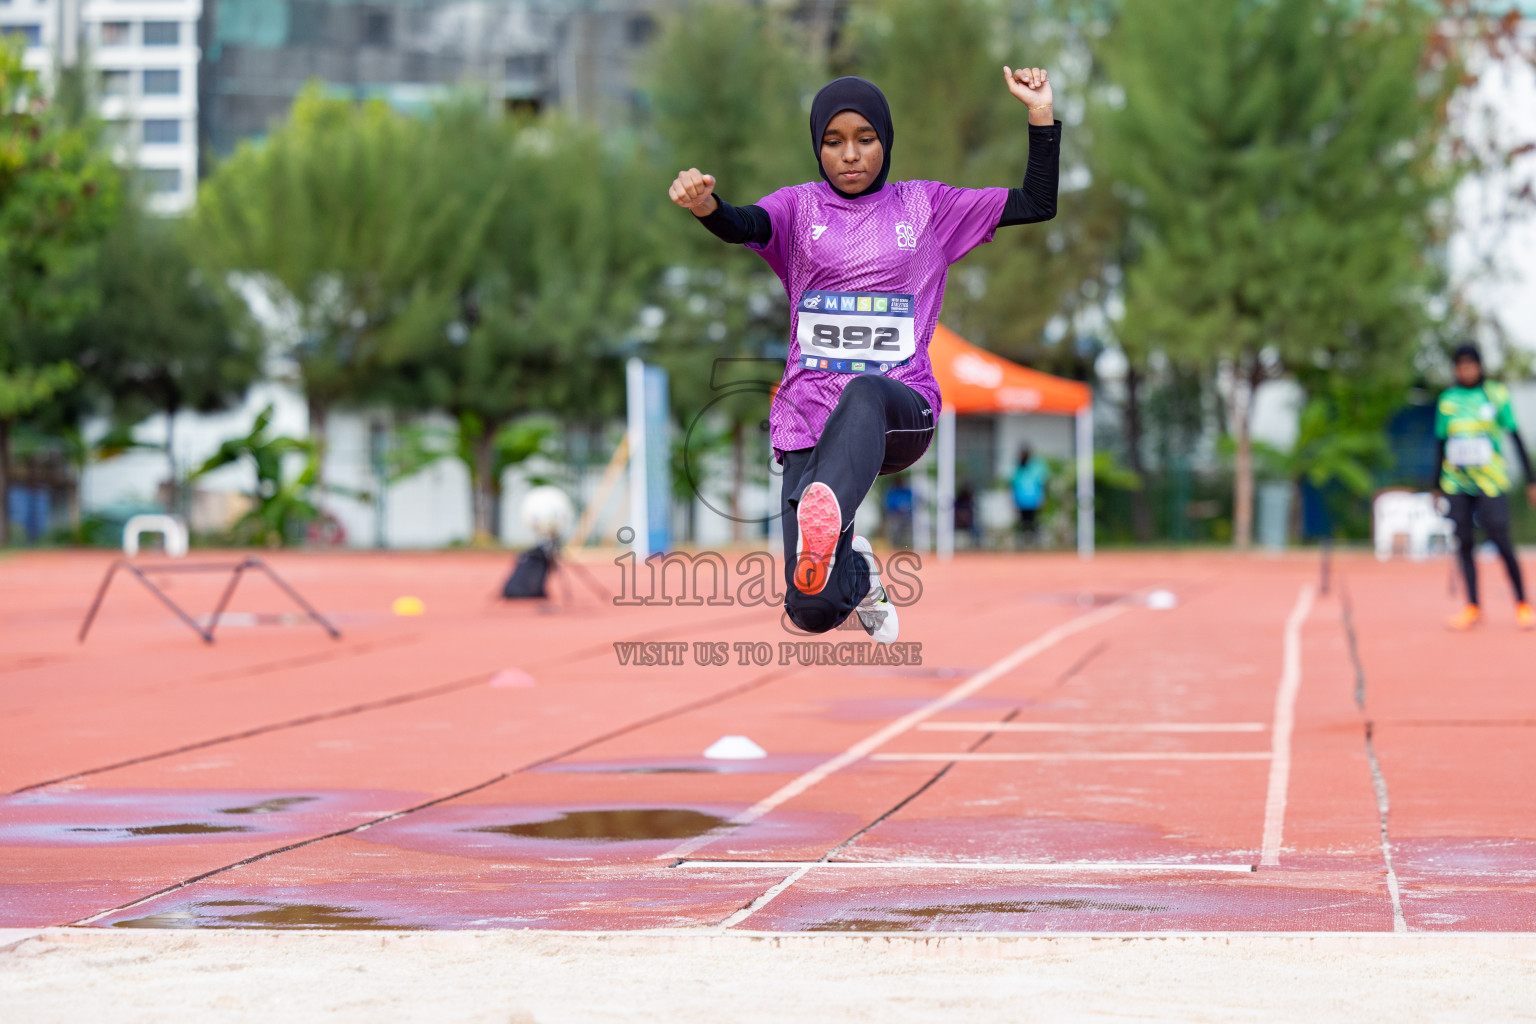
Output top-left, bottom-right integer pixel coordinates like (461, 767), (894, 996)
(811, 324), (902, 351)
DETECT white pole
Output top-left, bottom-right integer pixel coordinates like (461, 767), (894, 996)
(626, 357), (648, 560)
(937, 407), (956, 561)
(911, 451), (929, 553)
(1076, 403), (1094, 560)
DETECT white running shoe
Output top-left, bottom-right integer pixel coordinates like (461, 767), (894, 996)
(852, 535), (898, 644)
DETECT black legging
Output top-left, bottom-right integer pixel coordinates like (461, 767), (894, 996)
(779, 375), (934, 634)
(1448, 493), (1526, 606)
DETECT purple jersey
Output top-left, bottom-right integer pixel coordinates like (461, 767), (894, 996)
(749, 178), (1008, 453)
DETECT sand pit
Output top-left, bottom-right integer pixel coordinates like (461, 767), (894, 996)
(4, 929), (1535, 1022)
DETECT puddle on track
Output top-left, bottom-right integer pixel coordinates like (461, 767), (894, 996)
(219, 796), (320, 815)
(113, 899), (413, 930)
(68, 823), (253, 837)
(468, 808), (730, 842)
(804, 898), (1168, 931)
(0, 791), (383, 846)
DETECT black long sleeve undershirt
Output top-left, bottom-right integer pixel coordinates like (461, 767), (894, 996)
(999, 120), (1062, 226)
(696, 119), (1064, 246)
(697, 196), (772, 246)
(1514, 433), (1534, 482)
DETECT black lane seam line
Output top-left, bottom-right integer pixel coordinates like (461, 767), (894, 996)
(9, 671), (495, 794)
(806, 634), (1111, 863)
(1364, 721), (1407, 932)
(0, 634), (418, 720)
(195, 635), (421, 685)
(816, 707), (1025, 865)
(67, 771), (514, 927)
(512, 665), (799, 774)
(13, 611), (770, 793)
(557, 607), (783, 665)
(683, 603), (1144, 875)
(1339, 571), (1406, 931)
(1339, 580), (1366, 711)
(63, 664), (801, 926)
(694, 707), (1025, 880)
(0, 654), (70, 676)
(1054, 641), (1109, 687)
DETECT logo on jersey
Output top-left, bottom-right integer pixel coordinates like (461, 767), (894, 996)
(802, 294), (822, 309)
(894, 222), (918, 249)
(812, 224), (829, 241)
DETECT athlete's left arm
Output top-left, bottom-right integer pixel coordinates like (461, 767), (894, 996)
(998, 65), (1060, 227)
(1495, 387), (1536, 502)
(997, 123), (1062, 226)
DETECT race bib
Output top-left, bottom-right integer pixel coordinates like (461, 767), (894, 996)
(1447, 436), (1494, 467)
(795, 290), (916, 374)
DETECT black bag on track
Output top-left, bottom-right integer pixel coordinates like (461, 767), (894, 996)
(501, 545), (552, 599)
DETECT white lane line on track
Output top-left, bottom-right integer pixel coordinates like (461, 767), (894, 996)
(717, 865), (812, 929)
(871, 752), (1271, 762)
(1365, 728), (1409, 932)
(658, 598), (1136, 861)
(918, 722), (1266, 733)
(681, 861), (1256, 873)
(1260, 585), (1317, 868)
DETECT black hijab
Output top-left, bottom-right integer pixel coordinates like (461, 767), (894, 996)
(1453, 342), (1485, 386)
(810, 76), (893, 198)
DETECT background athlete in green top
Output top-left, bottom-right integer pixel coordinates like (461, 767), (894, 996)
(1433, 343), (1534, 627)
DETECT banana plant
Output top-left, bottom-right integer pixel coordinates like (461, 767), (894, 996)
(191, 405), (320, 546)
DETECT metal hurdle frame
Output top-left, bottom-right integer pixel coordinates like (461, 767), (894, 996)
(78, 557), (342, 645)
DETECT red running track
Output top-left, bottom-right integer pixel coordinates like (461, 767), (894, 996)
(0, 547), (1531, 933)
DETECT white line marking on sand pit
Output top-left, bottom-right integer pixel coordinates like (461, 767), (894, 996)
(870, 752), (1272, 763)
(659, 598), (1137, 861)
(1260, 585), (1316, 868)
(917, 722), (1266, 733)
(680, 860), (1256, 873)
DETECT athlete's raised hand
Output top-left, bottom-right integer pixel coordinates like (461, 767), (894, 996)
(669, 168), (719, 217)
(1003, 65), (1053, 125)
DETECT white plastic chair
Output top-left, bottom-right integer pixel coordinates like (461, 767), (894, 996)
(123, 514), (189, 558)
(1372, 491), (1453, 561)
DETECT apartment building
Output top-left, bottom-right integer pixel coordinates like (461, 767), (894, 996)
(2, 0), (201, 213)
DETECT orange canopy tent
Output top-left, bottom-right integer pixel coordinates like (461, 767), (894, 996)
(926, 324), (1095, 559)
(929, 324), (1091, 416)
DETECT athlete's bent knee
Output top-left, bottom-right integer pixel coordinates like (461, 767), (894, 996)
(835, 374), (886, 415)
(783, 596), (841, 635)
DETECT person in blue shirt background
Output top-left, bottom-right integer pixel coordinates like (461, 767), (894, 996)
(883, 475), (914, 549)
(1012, 446), (1049, 546)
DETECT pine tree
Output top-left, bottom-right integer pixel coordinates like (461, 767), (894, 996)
(1098, 0), (1461, 547)
(0, 38), (118, 543)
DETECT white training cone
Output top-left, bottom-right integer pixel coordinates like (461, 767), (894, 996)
(1146, 589), (1178, 611)
(704, 735), (767, 760)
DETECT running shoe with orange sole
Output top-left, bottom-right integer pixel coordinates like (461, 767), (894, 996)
(1447, 604), (1482, 631)
(1518, 602), (1535, 631)
(794, 481), (842, 595)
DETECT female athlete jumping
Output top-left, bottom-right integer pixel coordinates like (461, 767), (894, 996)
(668, 67), (1060, 642)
